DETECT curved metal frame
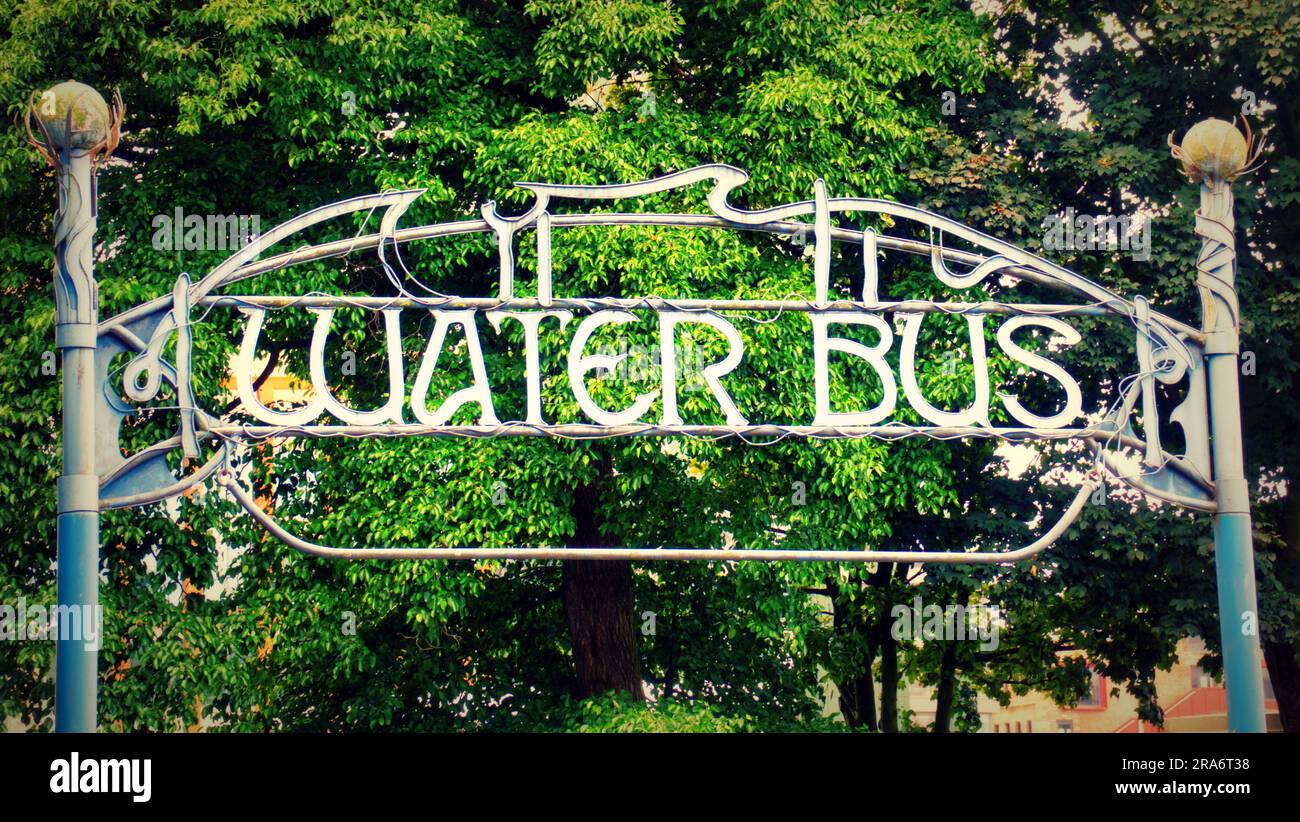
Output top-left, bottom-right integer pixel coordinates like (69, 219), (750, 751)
(95, 164), (1216, 561)
(217, 467), (1099, 564)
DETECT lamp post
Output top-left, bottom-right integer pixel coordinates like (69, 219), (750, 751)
(26, 81), (122, 733)
(1171, 118), (1268, 733)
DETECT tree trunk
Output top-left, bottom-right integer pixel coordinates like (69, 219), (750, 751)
(562, 457), (643, 701)
(833, 581), (878, 730)
(1264, 638), (1299, 732)
(933, 642), (959, 733)
(878, 619), (899, 733)
(1267, 482), (1300, 732)
(562, 559), (643, 699)
(875, 563), (902, 733)
(838, 669), (877, 731)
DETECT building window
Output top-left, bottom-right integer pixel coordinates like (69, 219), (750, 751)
(1015, 721), (1022, 733)
(1026, 720), (1033, 733)
(1076, 670), (1106, 709)
(1057, 720), (1074, 733)
(1191, 665), (1214, 689)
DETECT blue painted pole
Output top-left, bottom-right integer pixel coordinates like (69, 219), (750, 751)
(53, 146), (101, 733)
(1205, 296), (1266, 732)
(1179, 122), (1268, 733)
(1213, 513), (1266, 731)
(29, 83), (114, 733)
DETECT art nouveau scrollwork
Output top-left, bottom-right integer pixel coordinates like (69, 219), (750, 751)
(96, 165), (1218, 556)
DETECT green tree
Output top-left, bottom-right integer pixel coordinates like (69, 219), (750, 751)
(0, 0), (1000, 730)
(991, 0), (1300, 732)
(882, 0), (1300, 731)
(5, 0), (1288, 734)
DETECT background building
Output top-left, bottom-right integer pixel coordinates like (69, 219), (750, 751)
(900, 637), (1281, 732)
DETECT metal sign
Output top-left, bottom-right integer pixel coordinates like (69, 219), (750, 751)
(26, 86), (1269, 731)
(93, 165), (1217, 564)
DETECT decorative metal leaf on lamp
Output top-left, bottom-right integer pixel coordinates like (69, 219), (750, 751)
(23, 80), (124, 168)
(1168, 116), (1267, 185)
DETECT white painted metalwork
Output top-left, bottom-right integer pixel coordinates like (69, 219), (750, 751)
(93, 164), (1217, 561)
(35, 84), (1262, 732)
(216, 466), (1100, 564)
